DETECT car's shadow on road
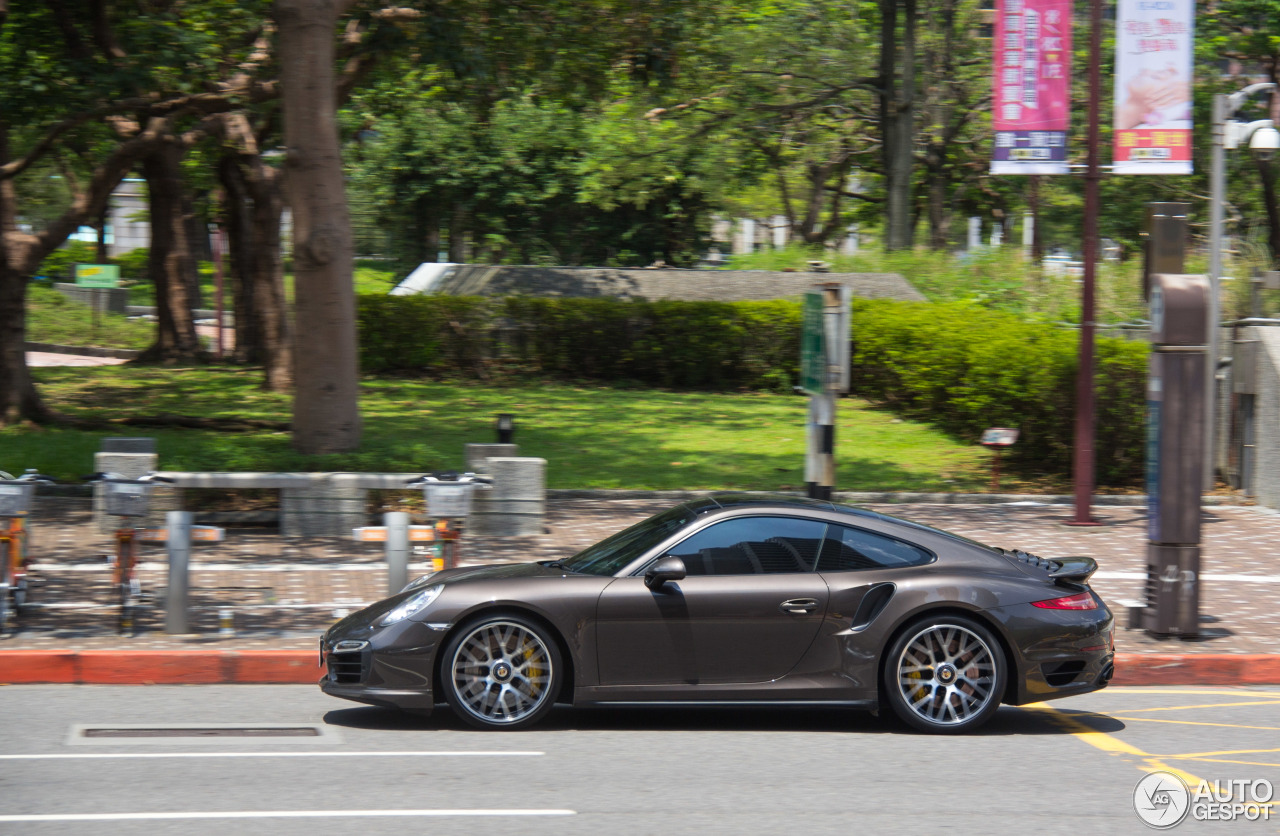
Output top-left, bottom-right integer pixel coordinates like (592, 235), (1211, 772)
(323, 703), (1125, 736)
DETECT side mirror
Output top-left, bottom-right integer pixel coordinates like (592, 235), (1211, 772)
(644, 556), (686, 591)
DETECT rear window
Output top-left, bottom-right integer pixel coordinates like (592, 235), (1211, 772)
(817, 523), (933, 571)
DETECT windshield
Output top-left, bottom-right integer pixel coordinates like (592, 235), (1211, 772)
(559, 504), (696, 576)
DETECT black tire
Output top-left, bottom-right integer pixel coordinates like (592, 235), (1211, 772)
(441, 614), (562, 730)
(883, 614), (1006, 734)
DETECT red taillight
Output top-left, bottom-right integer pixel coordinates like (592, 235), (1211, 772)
(1032, 591), (1098, 610)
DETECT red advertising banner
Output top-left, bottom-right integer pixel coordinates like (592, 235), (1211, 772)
(1112, 0), (1194, 174)
(991, 0), (1072, 175)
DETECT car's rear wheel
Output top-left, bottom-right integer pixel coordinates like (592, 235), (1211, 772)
(442, 615), (561, 730)
(884, 615), (1005, 734)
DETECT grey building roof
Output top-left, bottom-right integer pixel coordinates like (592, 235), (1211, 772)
(420, 265), (926, 303)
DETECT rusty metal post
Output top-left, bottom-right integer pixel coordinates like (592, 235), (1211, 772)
(1070, 0), (1104, 526)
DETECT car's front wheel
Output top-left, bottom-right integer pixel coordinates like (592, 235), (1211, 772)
(441, 614), (562, 730)
(883, 614), (1005, 734)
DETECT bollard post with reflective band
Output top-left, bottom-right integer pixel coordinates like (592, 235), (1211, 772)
(384, 512), (410, 596)
(165, 511), (192, 634)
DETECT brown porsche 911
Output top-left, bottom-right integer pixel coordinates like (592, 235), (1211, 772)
(320, 494), (1114, 733)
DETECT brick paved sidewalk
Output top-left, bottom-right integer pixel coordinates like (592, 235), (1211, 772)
(3, 496), (1279, 658)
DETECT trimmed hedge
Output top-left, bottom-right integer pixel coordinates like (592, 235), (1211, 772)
(355, 294), (1148, 484)
(850, 299), (1148, 484)
(358, 294), (802, 390)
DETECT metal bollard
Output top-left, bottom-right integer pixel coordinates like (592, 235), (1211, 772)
(385, 512), (410, 596)
(165, 511), (192, 634)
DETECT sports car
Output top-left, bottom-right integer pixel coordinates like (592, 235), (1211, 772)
(320, 494), (1114, 733)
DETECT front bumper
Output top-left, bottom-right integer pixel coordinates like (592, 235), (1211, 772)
(319, 617), (446, 712)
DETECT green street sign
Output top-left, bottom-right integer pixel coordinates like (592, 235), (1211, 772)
(74, 263), (119, 288)
(800, 292), (825, 395)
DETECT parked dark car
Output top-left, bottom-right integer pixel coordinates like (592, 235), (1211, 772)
(320, 494), (1114, 733)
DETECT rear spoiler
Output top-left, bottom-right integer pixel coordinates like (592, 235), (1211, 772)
(1049, 557), (1098, 584)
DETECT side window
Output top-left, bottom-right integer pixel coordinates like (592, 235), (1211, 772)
(817, 524), (933, 571)
(665, 516), (827, 576)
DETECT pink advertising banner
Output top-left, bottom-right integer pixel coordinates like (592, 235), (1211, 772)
(1112, 0), (1194, 174)
(990, 0), (1072, 175)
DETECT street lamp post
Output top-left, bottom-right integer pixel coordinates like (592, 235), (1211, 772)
(1206, 82), (1280, 491)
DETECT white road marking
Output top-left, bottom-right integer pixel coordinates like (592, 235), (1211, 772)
(0, 809), (575, 822)
(1095, 571), (1280, 584)
(0, 750), (542, 761)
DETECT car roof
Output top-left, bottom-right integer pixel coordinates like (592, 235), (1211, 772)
(690, 492), (881, 522)
(688, 492), (999, 553)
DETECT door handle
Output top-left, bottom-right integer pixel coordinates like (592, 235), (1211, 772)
(780, 598), (819, 614)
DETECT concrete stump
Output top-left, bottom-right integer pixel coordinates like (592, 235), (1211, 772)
(281, 474), (367, 538)
(464, 443), (518, 473)
(468, 457), (545, 537)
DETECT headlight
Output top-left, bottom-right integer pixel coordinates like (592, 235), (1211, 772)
(400, 572), (437, 593)
(381, 584), (444, 626)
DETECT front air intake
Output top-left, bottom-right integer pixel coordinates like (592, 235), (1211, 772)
(326, 648), (367, 685)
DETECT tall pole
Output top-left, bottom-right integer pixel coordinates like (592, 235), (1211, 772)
(1071, 0), (1103, 526)
(1206, 94), (1227, 492)
(211, 226), (226, 359)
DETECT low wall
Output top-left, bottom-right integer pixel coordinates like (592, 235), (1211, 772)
(1254, 327), (1280, 510)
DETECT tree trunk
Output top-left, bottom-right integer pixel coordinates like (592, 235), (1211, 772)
(246, 164), (292, 392)
(448, 202), (468, 262)
(879, 0), (916, 251)
(182, 188), (206, 306)
(926, 152), (950, 250)
(137, 137), (202, 363)
(413, 196), (438, 264)
(96, 203), (109, 263)
(277, 0), (361, 452)
(0, 261), (52, 424)
(1255, 156), (1280, 265)
(220, 154), (264, 364)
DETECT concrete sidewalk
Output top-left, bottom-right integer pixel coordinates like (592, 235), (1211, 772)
(3, 495), (1279, 686)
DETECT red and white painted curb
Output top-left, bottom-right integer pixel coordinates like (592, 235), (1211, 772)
(2, 650), (1280, 686)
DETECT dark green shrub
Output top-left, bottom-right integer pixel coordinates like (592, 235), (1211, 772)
(113, 248), (150, 282)
(35, 241), (96, 281)
(358, 295), (494, 374)
(850, 299), (1148, 484)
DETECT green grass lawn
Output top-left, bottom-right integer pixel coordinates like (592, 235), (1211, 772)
(3, 368), (999, 492)
(25, 286), (153, 350)
(26, 261), (402, 351)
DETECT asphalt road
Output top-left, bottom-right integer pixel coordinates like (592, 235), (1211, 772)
(2, 685), (1278, 835)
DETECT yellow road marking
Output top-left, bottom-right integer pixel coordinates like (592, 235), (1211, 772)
(1111, 716), (1280, 732)
(1110, 699), (1280, 714)
(1174, 758), (1280, 769)
(1165, 748), (1280, 759)
(1022, 703), (1205, 788)
(1098, 689), (1280, 696)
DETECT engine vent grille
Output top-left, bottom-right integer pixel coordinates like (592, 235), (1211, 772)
(1004, 548), (1063, 574)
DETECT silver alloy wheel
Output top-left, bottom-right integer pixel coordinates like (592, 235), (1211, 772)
(895, 622), (998, 727)
(449, 620), (554, 725)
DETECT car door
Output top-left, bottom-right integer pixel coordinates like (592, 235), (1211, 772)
(595, 515), (830, 686)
